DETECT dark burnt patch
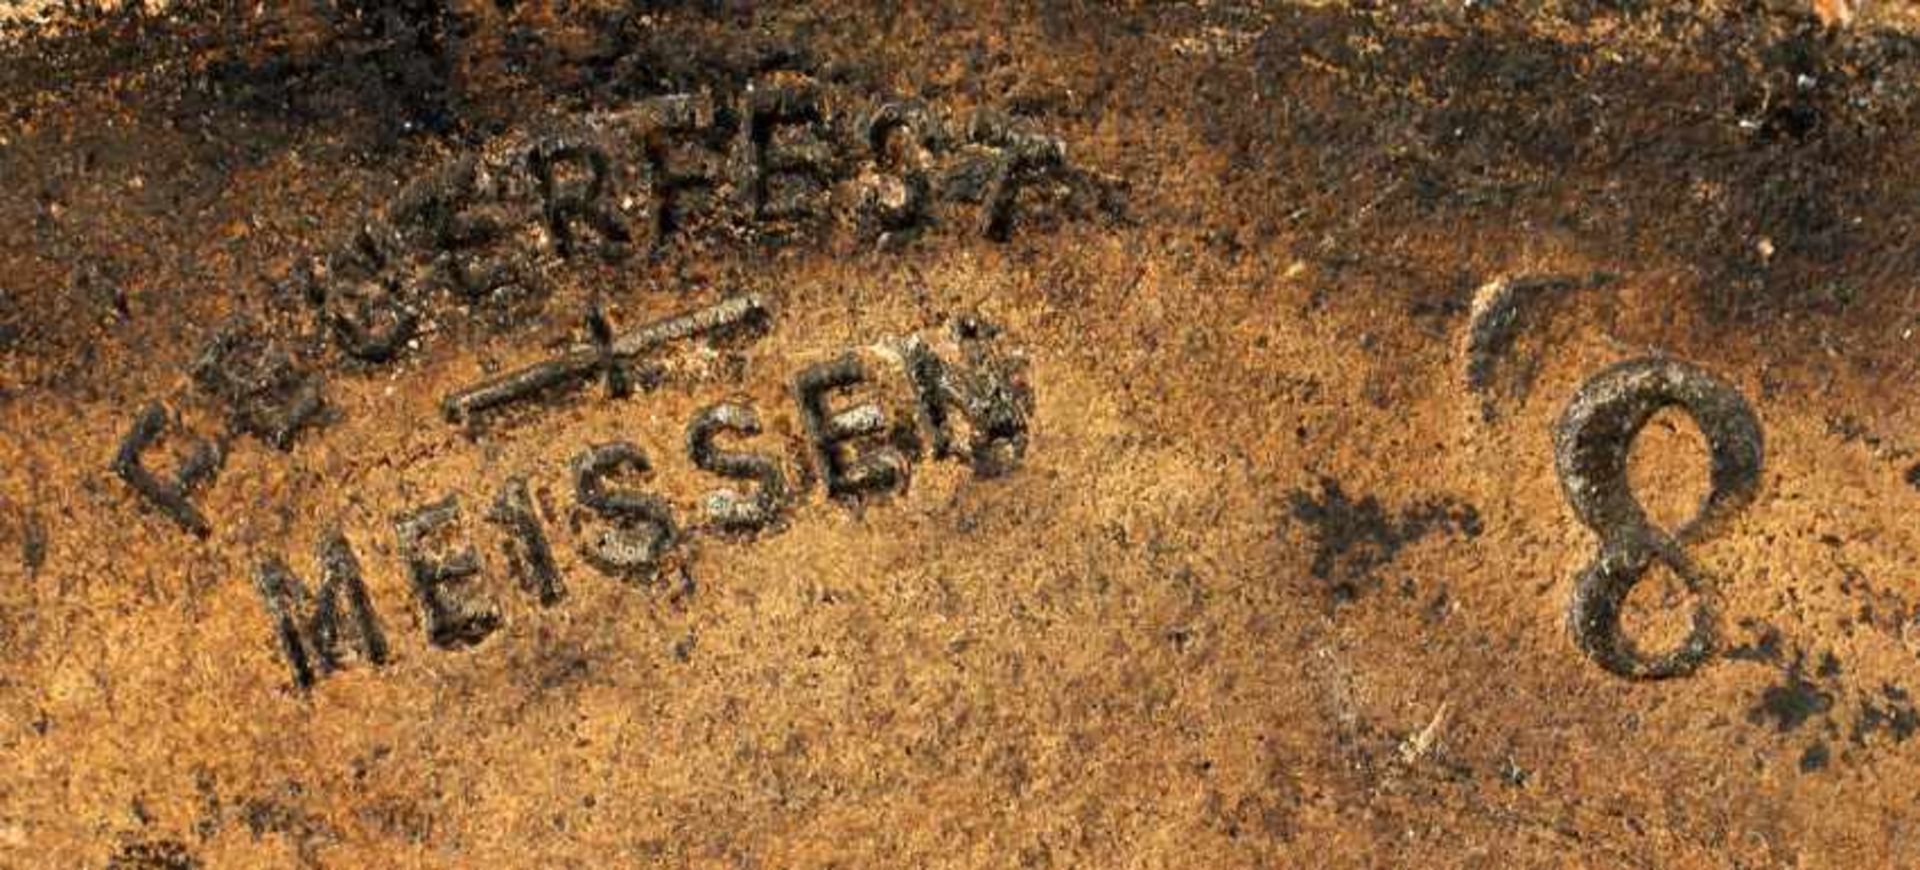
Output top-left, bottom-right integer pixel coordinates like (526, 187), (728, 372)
(21, 509), (46, 575)
(1189, 3), (1920, 340)
(1729, 621), (1920, 770)
(106, 839), (198, 870)
(1798, 740), (1830, 772)
(1748, 653), (1833, 733)
(234, 784), (336, 865)
(1286, 477), (1481, 602)
(1853, 683), (1920, 745)
(189, 2), (457, 153)
(1735, 623), (1839, 736)
(1727, 618), (1787, 663)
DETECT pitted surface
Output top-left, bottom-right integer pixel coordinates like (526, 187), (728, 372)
(5, 3), (1920, 867)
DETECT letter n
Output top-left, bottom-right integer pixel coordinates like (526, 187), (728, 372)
(903, 321), (1033, 477)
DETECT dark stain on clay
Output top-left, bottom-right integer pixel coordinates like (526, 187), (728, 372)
(1748, 655), (1834, 733)
(1727, 619), (1787, 663)
(197, 0), (458, 145)
(1191, 1), (1920, 351)
(1733, 625), (1836, 740)
(1798, 740), (1830, 772)
(1287, 477), (1482, 601)
(1853, 684), (1920, 745)
(1728, 622), (1919, 771)
(106, 839), (198, 870)
(21, 510), (46, 575)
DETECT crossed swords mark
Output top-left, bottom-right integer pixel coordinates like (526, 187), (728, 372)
(441, 294), (771, 425)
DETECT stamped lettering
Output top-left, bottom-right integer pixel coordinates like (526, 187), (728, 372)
(230, 307), (1034, 691)
(111, 403), (224, 537)
(82, 73), (1073, 694)
(796, 354), (913, 500)
(252, 531), (390, 688)
(687, 402), (790, 533)
(488, 477), (565, 608)
(570, 442), (679, 583)
(1554, 358), (1764, 679)
(395, 495), (501, 649)
(903, 318), (1031, 477)
(115, 70), (1108, 544)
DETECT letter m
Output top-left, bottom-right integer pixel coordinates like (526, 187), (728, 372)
(253, 532), (390, 689)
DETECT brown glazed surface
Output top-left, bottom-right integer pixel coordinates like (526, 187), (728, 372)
(5, 2), (1920, 866)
